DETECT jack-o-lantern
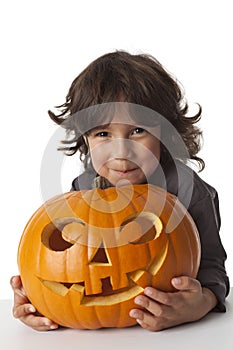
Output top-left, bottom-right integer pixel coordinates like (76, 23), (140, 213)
(18, 184), (200, 329)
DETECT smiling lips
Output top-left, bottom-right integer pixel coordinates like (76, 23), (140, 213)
(112, 168), (138, 174)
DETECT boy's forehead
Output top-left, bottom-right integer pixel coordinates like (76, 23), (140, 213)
(106, 103), (161, 124)
(107, 107), (136, 124)
(68, 102), (162, 134)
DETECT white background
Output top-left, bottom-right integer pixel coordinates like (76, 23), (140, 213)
(0, 0), (232, 299)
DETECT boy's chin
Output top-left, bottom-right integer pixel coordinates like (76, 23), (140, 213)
(115, 179), (133, 187)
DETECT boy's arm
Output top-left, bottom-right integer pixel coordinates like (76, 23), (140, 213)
(189, 190), (230, 310)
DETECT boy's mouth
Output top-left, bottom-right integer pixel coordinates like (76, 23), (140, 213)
(112, 168), (138, 174)
(113, 168), (138, 176)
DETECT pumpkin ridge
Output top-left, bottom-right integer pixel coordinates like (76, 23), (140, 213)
(38, 233), (58, 323)
(113, 186), (138, 289)
(64, 247), (79, 326)
(87, 189), (104, 328)
(104, 191), (124, 298)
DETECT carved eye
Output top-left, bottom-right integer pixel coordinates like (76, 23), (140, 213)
(41, 217), (86, 251)
(120, 212), (163, 245)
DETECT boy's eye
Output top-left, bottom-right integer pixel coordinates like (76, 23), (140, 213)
(132, 127), (145, 135)
(95, 131), (109, 137)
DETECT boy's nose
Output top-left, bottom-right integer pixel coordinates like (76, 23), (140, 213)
(111, 138), (134, 159)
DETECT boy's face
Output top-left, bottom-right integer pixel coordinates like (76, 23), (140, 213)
(86, 118), (160, 186)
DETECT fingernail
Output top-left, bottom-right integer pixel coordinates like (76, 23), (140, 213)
(44, 319), (52, 326)
(134, 297), (144, 307)
(29, 306), (36, 313)
(10, 276), (16, 285)
(13, 309), (17, 317)
(129, 310), (138, 318)
(172, 277), (181, 285)
(136, 319), (143, 325)
(50, 324), (58, 330)
(144, 287), (152, 296)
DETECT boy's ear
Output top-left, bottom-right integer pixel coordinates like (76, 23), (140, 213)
(82, 135), (90, 157)
(83, 135), (89, 146)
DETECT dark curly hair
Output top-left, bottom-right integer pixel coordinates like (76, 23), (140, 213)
(48, 50), (205, 171)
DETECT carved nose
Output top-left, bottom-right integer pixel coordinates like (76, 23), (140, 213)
(90, 243), (110, 264)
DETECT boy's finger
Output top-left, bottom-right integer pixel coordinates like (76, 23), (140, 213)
(143, 287), (173, 305)
(10, 276), (27, 298)
(10, 276), (21, 289)
(21, 315), (59, 331)
(171, 276), (201, 292)
(13, 303), (36, 318)
(13, 288), (28, 308)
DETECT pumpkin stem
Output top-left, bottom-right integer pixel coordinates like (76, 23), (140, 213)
(92, 176), (112, 190)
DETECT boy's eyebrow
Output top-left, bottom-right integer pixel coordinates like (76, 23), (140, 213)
(88, 124), (111, 133)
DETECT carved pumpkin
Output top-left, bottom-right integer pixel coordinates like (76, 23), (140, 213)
(18, 184), (200, 329)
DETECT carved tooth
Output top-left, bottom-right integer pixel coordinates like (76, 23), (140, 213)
(39, 279), (69, 296)
(70, 284), (85, 299)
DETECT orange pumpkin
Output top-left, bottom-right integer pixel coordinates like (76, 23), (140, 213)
(18, 184), (200, 329)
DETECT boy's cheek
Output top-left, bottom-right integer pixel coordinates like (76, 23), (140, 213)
(140, 152), (160, 178)
(89, 145), (110, 170)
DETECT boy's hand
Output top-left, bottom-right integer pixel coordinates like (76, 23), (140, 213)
(10, 275), (59, 331)
(129, 276), (217, 331)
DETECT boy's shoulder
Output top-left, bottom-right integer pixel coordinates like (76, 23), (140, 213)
(165, 160), (218, 209)
(71, 169), (96, 191)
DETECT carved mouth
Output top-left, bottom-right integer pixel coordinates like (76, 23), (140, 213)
(38, 275), (144, 306)
(38, 241), (168, 306)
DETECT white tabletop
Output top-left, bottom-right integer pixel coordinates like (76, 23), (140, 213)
(0, 289), (232, 350)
